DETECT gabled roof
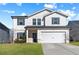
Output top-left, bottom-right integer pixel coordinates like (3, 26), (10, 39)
(44, 11), (68, 18)
(11, 8), (53, 19)
(11, 16), (28, 19)
(28, 8), (53, 17)
(11, 8), (68, 19)
(68, 21), (79, 27)
(0, 22), (9, 32)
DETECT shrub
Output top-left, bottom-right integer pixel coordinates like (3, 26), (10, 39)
(14, 38), (26, 43)
(14, 33), (26, 43)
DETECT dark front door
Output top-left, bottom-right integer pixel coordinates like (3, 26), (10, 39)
(32, 33), (37, 42)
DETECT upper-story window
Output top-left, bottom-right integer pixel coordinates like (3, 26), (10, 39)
(52, 17), (60, 24)
(32, 18), (41, 26)
(17, 18), (25, 25)
(37, 19), (41, 25)
(33, 18), (36, 25)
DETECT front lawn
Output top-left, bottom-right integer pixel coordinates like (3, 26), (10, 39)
(0, 43), (43, 55)
(70, 41), (79, 46)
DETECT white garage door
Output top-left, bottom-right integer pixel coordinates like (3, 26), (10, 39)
(39, 31), (65, 43)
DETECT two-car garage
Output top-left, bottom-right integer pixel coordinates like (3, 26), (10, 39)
(38, 29), (69, 43)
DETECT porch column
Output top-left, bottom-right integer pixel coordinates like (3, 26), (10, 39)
(26, 29), (28, 43)
(66, 30), (69, 43)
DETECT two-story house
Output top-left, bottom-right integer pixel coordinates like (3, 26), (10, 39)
(11, 9), (69, 43)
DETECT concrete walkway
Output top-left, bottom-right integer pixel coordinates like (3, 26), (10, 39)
(42, 43), (79, 55)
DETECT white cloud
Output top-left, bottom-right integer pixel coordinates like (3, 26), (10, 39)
(72, 7), (76, 10)
(0, 3), (7, 5)
(59, 10), (79, 20)
(20, 13), (26, 16)
(2, 10), (15, 13)
(59, 9), (76, 20)
(44, 3), (57, 9)
(73, 14), (79, 20)
(16, 3), (22, 6)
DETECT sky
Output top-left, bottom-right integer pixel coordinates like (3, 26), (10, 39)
(0, 3), (79, 29)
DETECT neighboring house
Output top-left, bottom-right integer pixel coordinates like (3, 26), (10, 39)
(68, 21), (79, 41)
(0, 22), (10, 43)
(11, 9), (69, 43)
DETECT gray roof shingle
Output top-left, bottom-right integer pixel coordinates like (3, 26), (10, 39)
(0, 22), (9, 32)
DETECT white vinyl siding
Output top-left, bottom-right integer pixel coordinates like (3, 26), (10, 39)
(27, 10), (51, 26)
(45, 13), (68, 26)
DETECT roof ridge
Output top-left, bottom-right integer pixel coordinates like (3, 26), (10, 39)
(28, 8), (53, 17)
(44, 11), (68, 18)
(11, 8), (53, 18)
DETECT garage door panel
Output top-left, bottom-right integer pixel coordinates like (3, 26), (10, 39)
(39, 31), (65, 43)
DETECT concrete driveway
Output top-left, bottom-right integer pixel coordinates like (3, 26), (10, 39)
(42, 43), (79, 55)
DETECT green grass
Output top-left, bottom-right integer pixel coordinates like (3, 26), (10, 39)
(70, 41), (79, 46)
(0, 43), (43, 55)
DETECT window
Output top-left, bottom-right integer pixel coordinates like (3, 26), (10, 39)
(33, 19), (36, 25)
(52, 17), (60, 24)
(17, 18), (25, 25)
(17, 32), (24, 39)
(37, 19), (41, 25)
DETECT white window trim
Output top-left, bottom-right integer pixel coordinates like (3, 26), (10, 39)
(52, 17), (60, 24)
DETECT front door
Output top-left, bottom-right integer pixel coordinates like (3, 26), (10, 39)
(32, 33), (37, 42)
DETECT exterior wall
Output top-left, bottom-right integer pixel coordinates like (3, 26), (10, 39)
(37, 28), (69, 43)
(45, 13), (68, 26)
(12, 18), (26, 40)
(12, 10), (51, 41)
(13, 18), (26, 30)
(0, 29), (9, 43)
(68, 21), (79, 41)
(26, 10), (51, 26)
(13, 30), (25, 41)
(70, 27), (79, 41)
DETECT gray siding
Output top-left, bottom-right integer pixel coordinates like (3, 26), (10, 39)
(0, 23), (10, 43)
(68, 21), (79, 41)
